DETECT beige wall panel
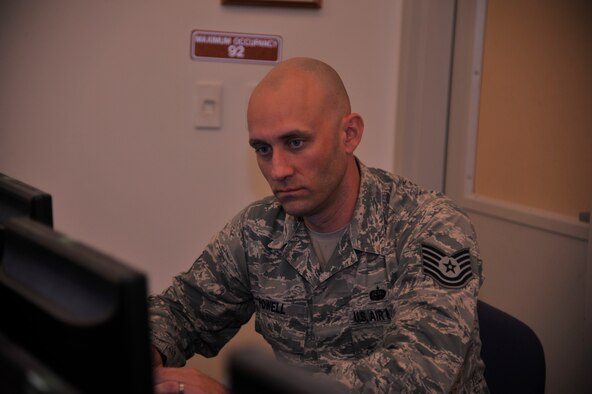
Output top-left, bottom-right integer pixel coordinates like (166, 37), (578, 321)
(474, 0), (592, 218)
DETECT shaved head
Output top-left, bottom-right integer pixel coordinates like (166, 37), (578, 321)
(249, 57), (351, 124)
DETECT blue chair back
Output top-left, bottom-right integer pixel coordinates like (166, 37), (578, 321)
(478, 300), (546, 393)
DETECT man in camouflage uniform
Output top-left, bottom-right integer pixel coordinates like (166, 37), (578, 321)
(149, 57), (488, 393)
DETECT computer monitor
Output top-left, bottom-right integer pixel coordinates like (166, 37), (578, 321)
(0, 217), (153, 394)
(0, 172), (53, 227)
(0, 331), (80, 394)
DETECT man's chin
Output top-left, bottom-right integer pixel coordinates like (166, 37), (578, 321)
(278, 200), (311, 218)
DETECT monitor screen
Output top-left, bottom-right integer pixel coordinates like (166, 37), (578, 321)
(0, 172), (53, 227)
(0, 217), (153, 394)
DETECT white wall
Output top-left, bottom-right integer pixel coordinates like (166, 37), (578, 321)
(473, 212), (588, 394)
(0, 0), (402, 292)
(0, 0), (403, 383)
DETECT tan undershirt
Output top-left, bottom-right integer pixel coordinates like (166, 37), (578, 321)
(307, 224), (348, 271)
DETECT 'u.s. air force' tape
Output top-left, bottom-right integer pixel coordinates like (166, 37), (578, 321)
(421, 243), (474, 289)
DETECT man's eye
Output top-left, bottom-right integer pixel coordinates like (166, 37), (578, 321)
(289, 139), (304, 149)
(255, 145), (271, 156)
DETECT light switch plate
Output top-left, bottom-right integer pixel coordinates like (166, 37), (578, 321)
(195, 82), (222, 129)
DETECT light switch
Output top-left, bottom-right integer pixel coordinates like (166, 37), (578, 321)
(195, 82), (222, 129)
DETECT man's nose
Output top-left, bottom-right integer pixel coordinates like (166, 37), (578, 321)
(270, 151), (294, 181)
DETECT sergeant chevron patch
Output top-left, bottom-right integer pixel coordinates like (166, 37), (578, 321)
(421, 244), (474, 289)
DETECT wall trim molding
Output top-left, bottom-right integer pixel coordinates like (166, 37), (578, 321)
(461, 194), (589, 241)
(394, 0), (456, 192)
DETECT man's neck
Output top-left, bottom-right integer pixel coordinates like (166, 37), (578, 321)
(304, 158), (360, 233)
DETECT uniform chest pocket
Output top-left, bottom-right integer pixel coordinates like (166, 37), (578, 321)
(347, 252), (393, 357)
(351, 319), (389, 357)
(254, 298), (308, 355)
(349, 288), (393, 357)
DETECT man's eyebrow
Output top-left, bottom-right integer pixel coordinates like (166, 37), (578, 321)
(249, 130), (312, 147)
(249, 138), (266, 147)
(280, 130), (312, 140)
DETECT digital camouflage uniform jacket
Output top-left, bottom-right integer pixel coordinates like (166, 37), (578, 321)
(148, 161), (488, 393)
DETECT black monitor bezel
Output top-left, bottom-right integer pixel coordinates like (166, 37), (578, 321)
(0, 218), (153, 394)
(0, 172), (53, 227)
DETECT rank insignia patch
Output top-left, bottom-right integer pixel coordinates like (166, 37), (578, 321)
(421, 244), (474, 288)
(369, 286), (386, 301)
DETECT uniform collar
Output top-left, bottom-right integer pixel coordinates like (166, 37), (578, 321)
(348, 159), (386, 256)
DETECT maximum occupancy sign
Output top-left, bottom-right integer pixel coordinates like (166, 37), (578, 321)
(191, 29), (282, 65)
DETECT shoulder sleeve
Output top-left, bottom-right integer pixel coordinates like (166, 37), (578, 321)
(147, 210), (255, 367)
(328, 198), (487, 392)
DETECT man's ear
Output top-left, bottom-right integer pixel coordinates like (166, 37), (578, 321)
(342, 113), (364, 154)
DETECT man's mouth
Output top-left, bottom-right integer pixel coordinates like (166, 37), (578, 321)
(274, 187), (304, 198)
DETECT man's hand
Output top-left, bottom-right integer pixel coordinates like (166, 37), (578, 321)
(151, 347), (227, 394)
(151, 346), (164, 368)
(153, 365), (228, 394)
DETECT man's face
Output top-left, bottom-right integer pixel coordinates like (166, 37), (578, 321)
(247, 76), (350, 221)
